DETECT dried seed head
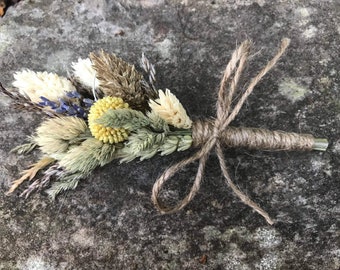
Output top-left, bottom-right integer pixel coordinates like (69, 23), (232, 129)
(12, 69), (75, 103)
(90, 50), (156, 111)
(72, 58), (99, 89)
(149, 89), (192, 129)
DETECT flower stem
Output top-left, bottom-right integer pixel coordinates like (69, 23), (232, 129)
(312, 138), (328, 151)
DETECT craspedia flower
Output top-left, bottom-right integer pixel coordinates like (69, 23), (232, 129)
(88, 96), (129, 144)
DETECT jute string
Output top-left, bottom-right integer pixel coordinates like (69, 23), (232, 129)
(151, 38), (306, 225)
(193, 122), (314, 151)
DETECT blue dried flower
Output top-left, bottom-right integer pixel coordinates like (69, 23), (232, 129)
(38, 92), (92, 119)
(66, 91), (82, 99)
(38, 96), (58, 109)
(83, 98), (94, 107)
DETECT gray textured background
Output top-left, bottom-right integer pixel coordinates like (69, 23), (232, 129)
(0, 0), (339, 269)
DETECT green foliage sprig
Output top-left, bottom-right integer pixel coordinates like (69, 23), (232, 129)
(10, 138), (37, 155)
(94, 107), (193, 162)
(96, 108), (151, 131)
(46, 172), (85, 200)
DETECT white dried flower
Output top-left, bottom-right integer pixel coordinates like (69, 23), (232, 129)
(72, 58), (99, 89)
(12, 69), (75, 103)
(149, 89), (192, 129)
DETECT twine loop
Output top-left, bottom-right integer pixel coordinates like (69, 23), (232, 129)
(151, 39), (291, 225)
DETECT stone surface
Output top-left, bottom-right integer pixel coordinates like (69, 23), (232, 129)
(0, 0), (339, 269)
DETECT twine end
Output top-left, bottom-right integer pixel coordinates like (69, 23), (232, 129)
(282, 38), (291, 45)
(266, 218), (275, 226)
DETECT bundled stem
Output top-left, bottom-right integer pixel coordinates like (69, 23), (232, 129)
(192, 121), (328, 151)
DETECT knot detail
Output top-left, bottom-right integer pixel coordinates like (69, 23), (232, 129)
(151, 39), (292, 225)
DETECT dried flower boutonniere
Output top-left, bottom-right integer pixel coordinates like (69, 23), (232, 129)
(1, 39), (328, 224)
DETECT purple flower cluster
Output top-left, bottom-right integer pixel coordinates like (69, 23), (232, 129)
(38, 91), (94, 119)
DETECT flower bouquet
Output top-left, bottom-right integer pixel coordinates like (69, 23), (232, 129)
(1, 39), (328, 224)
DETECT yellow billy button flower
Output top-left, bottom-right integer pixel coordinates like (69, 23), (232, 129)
(88, 96), (129, 144)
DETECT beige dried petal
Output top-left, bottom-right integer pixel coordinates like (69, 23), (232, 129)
(12, 69), (75, 103)
(72, 58), (99, 89)
(149, 89), (192, 129)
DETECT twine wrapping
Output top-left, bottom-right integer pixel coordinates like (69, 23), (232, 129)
(192, 121), (315, 151)
(151, 39), (295, 225)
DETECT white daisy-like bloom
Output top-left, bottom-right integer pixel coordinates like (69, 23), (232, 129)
(12, 69), (75, 103)
(149, 89), (192, 129)
(72, 58), (99, 89)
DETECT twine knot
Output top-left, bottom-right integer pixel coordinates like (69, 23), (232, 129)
(152, 39), (292, 225)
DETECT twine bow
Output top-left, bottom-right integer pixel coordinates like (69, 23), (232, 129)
(152, 39), (291, 225)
